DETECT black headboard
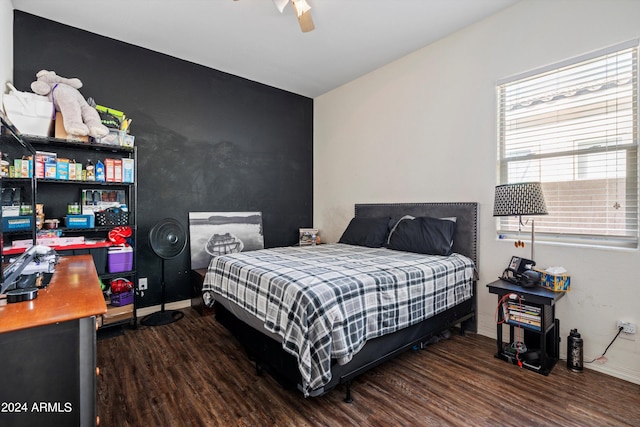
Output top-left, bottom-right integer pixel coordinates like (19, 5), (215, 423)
(354, 202), (479, 269)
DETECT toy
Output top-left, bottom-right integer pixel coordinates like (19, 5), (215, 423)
(30, 70), (109, 139)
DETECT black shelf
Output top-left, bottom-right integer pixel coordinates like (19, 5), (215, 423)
(487, 279), (565, 376)
(3, 176), (133, 186)
(1, 134), (135, 154)
(3, 225), (136, 235)
(1, 131), (138, 330)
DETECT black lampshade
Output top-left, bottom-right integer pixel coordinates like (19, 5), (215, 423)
(493, 182), (548, 217)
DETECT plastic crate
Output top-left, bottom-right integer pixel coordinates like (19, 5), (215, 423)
(110, 289), (134, 307)
(95, 207), (129, 226)
(2, 215), (33, 231)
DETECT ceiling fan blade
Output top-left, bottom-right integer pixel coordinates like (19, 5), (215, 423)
(272, 0), (289, 13)
(297, 10), (314, 32)
(292, 0), (314, 32)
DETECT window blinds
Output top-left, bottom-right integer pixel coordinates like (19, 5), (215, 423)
(497, 42), (638, 248)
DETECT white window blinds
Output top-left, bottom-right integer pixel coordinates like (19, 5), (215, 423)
(497, 41), (639, 248)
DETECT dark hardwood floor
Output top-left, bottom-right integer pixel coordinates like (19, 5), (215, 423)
(97, 308), (640, 426)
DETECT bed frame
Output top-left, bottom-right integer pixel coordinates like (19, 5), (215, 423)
(213, 202), (479, 401)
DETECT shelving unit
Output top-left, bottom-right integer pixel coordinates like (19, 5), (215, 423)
(487, 279), (565, 375)
(1, 132), (137, 328)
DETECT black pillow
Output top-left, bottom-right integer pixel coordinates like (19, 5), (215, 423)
(338, 217), (391, 248)
(387, 216), (456, 256)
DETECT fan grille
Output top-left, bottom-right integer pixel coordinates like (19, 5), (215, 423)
(149, 218), (187, 259)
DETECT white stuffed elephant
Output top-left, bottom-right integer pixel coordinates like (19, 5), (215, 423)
(31, 70), (109, 138)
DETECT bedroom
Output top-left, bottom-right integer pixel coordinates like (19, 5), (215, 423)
(0, 0), (639, 425)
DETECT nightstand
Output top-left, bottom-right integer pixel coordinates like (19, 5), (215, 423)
(487, 279), (565, 375)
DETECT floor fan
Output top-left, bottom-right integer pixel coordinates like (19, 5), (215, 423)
(141, 218), (187, 326)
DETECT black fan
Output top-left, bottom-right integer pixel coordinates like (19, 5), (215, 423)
(141, 218), (187, 326)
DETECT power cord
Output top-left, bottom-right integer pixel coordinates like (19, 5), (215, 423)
(585, 326), (624, 364)
(494, 292), (525, 367)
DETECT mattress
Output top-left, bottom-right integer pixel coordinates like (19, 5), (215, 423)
(203, 243), (475, 396)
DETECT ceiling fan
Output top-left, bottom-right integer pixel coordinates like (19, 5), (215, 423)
(273, 0), (315, 33)
(234, 0), (315, 33)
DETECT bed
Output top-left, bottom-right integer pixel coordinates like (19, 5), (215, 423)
(202, 202), (478, 400)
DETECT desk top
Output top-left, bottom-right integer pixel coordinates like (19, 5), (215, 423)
(487, 278), (565, 306)
(0, 255), (107, 334)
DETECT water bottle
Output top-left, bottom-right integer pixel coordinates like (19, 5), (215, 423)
(567, 328), (583, 372)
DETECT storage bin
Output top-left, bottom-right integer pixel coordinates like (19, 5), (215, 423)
(2, 215), (33, 231)
(110, 289), (134, 307)
(95, 207), (129, 226)
(108, 246), (133, 273)
(65, 214), (94, 228)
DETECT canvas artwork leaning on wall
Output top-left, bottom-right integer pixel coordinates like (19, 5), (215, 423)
(188, 212), (264, 270)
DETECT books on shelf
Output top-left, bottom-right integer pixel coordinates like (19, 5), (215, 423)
(503, 301), (542, 330)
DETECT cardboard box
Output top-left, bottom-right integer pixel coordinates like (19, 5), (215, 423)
(56, 158), (69, 180)
(35, 151), (56, 179)
(68, 160), (77, 180)
(536, 269), (571, 292)
(122, 158), (134, 183)
(13, 158), (32, 178)
(44, 161), (57, 179)
(105, 158), (115, 182)
(54, 112), (89, 142)
(113, 159), (122, 183)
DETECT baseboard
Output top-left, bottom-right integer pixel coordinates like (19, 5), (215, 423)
(581, 359), (640, 386)
(478, 325), (640, 386)
(136, 299), (192, 318)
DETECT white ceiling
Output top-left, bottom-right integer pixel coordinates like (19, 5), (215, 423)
(12, 0), (518, 98)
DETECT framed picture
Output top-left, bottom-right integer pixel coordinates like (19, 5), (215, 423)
(299, 228), (319, 246)
(188, 212), (264, 269)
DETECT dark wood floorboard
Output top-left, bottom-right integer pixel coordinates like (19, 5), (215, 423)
(97, 308), (640, 426)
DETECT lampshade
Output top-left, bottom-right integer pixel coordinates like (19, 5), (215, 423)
(493, 182), (548, 217)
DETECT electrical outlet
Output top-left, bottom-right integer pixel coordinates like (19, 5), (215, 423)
(139, 277), (148, 291)
(617, 320), (637, 341)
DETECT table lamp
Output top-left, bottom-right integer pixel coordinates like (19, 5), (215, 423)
(493, 182), (548, 261)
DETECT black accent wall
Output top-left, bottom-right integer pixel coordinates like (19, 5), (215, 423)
(12, 11), (313, 307)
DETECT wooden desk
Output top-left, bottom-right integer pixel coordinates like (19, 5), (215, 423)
(0, 255), (106, 427)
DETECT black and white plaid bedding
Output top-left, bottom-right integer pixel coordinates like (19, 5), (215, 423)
(203, 243), (475, 396)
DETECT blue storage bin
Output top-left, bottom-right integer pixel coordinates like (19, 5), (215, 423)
(65, 214), (94, 228)
(2, 215), (33, 231)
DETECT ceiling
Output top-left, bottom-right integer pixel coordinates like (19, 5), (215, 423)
(12, 0), (519, 98)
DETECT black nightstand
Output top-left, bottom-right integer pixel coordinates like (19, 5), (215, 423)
(487, 279), (565, 375)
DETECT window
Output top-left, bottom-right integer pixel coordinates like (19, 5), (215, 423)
(497, 41), (638, 248)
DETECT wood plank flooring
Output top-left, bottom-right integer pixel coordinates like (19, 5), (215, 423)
(96, 308), (640, 426)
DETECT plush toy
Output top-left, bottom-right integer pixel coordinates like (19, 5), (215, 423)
(30, 70), (109, 138)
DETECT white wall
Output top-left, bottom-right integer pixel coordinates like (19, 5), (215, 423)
(0, 1), (13, 94)
(314, 0), (640, 385)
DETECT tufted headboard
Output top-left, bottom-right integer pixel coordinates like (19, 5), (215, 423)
(354, 202), (479, 270)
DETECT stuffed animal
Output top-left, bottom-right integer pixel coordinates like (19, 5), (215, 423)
(30, 70), (109, 138)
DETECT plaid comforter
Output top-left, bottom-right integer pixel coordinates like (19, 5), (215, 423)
(203, 243), (475, 396)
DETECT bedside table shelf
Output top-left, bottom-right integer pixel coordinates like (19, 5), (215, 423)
(487, 279), (565, 375)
